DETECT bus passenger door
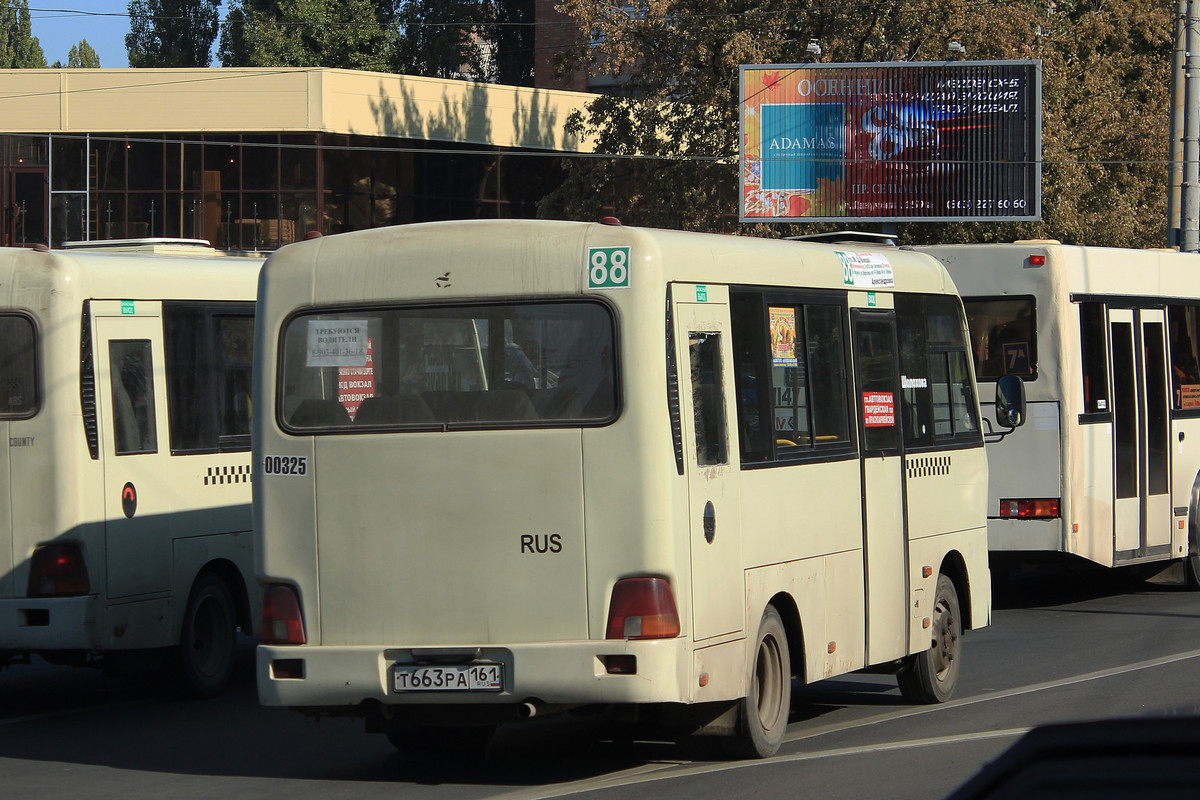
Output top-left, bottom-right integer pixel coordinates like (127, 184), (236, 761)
(850, 310), (908, 664)
(673, 286), (744, 642)
(94, 309), (173, 599)
(1110, 307), (1172, 561)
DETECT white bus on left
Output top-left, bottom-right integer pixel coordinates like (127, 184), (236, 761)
(0, 240), (263, 696)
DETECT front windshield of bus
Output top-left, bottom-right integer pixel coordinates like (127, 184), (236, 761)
(278, 300), (616, 432)
(963, 297), (1037, 381)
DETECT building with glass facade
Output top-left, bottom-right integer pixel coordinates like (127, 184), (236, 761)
(0, 68), (593, 249)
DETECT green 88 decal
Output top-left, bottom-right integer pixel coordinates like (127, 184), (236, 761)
(587, 246), (631, 289)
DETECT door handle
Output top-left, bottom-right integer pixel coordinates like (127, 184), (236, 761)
(703, 500), (716, 543)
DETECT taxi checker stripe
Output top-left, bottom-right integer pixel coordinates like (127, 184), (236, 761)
(204, 464), (252, 486)
(905, 455), (950, 479)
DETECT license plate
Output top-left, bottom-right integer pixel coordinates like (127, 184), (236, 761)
(393, 663), (504, 693)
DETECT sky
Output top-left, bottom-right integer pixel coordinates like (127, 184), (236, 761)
(29, 2), (229, 69)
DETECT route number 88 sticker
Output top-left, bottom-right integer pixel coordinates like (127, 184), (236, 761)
(263, 455), (308, 476)
(587, 246), (631, 289)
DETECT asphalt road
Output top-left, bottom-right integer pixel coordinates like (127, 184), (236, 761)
(2, 568), (1199, 800)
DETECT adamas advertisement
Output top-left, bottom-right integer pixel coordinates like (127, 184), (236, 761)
(739, 61), (1041, 222)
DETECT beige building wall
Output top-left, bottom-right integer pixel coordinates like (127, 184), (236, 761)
(0, 68), (593, 152)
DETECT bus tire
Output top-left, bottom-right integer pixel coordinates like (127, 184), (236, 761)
(1186, 519), (1200, 590)
(169, 571), (236, 698)
(897, 573), (961, 704)
(724, 605), (791, 759)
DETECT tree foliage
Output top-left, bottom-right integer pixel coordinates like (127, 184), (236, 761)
(217, 1), (535, 84)
(542, 0), (1175, 248)
(0, 0), (46, 68)
(126, 0), (220, 68)
(390, 0), (489, 79)
(218, 0), (397, 71)
(59, 39), (101, 69)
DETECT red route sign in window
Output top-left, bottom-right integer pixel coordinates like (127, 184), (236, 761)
(862, 391), (895, 427)
(338, 338), (374, 419)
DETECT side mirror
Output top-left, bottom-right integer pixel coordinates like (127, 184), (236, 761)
(995, 374), (1025, 429)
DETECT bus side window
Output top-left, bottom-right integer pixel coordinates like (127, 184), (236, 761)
(1169, 304), (1200, 409)
(689, 332), (728, 466)
(1079, 302), (1110, 414)
(0, 314), (37, 417)
(731, 294), (770, 462)
(110, 340), (158, 455)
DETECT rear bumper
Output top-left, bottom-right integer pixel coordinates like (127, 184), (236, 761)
(0, 595), (99, 651)
(987, 518), (1062, 552)
(257, 637), (694, 709)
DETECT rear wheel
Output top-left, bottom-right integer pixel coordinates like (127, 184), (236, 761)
(724, 606), (791, 759)
(897, 573), (961, 704)
(1185, 519), (1200, 590)
(169, 572), (237, 698)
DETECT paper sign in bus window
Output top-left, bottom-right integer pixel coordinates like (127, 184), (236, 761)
(770, 307), (797, 366)
(862, 391), (895, 426)
(307, 320), (369, 367)
(1181, 385), (1200, 409)
(338, 338), (375, 418)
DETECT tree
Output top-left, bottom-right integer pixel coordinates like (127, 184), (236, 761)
(490, 0), (535, 86)
(218, 0), (397, 71)
(57, 39), (101, 68)
(389, 0), (488, 80)
(389, 0), (535, 84)
(0, 0), (47, 68)
(126, 0), (221, 67)
(542, 0), (1174, 249)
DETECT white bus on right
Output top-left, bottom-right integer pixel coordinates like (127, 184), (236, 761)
(918, 242), (1200, 584)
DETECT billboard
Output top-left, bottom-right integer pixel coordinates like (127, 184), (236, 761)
(739, 61), (1041, 222)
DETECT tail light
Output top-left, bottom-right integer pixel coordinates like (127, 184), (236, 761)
(27, 543), (90, 597)
(260, 584), (307, 645)
(606, 577), (680, 639)
(999, 498), (1061, 519)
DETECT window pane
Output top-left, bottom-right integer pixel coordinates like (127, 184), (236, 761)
(806, 304), (850, 446)
(164, 304), (254, 453)
(1111, 322), (1137, 498)
(690, 331), (728, 466)
(50, 192), (85, 247)
(855, 318), (901, 452)
(242, 135), (279, 190)
(769, 305), (809, 449)
(51, 136), (86, 191)
(732, 294), (769, 462)
(0, 315), (37, 416)
(964, 297), (1036, 379)
(1080, 303), (1110, 414)
(110, 340), (157, 455)
(127, 138), (163, 191)
(1145, 321), (1168, 495)
(947, 350), (980, 435)
(1169, 305), (1200, 409)
(280, 302), (616, 431)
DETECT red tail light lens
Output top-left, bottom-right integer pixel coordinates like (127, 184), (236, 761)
(260, 584), (307, 645)
(27, 543), (90, 597)
(606, 577), (680, 640)
(999, 498), (1061, 519)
